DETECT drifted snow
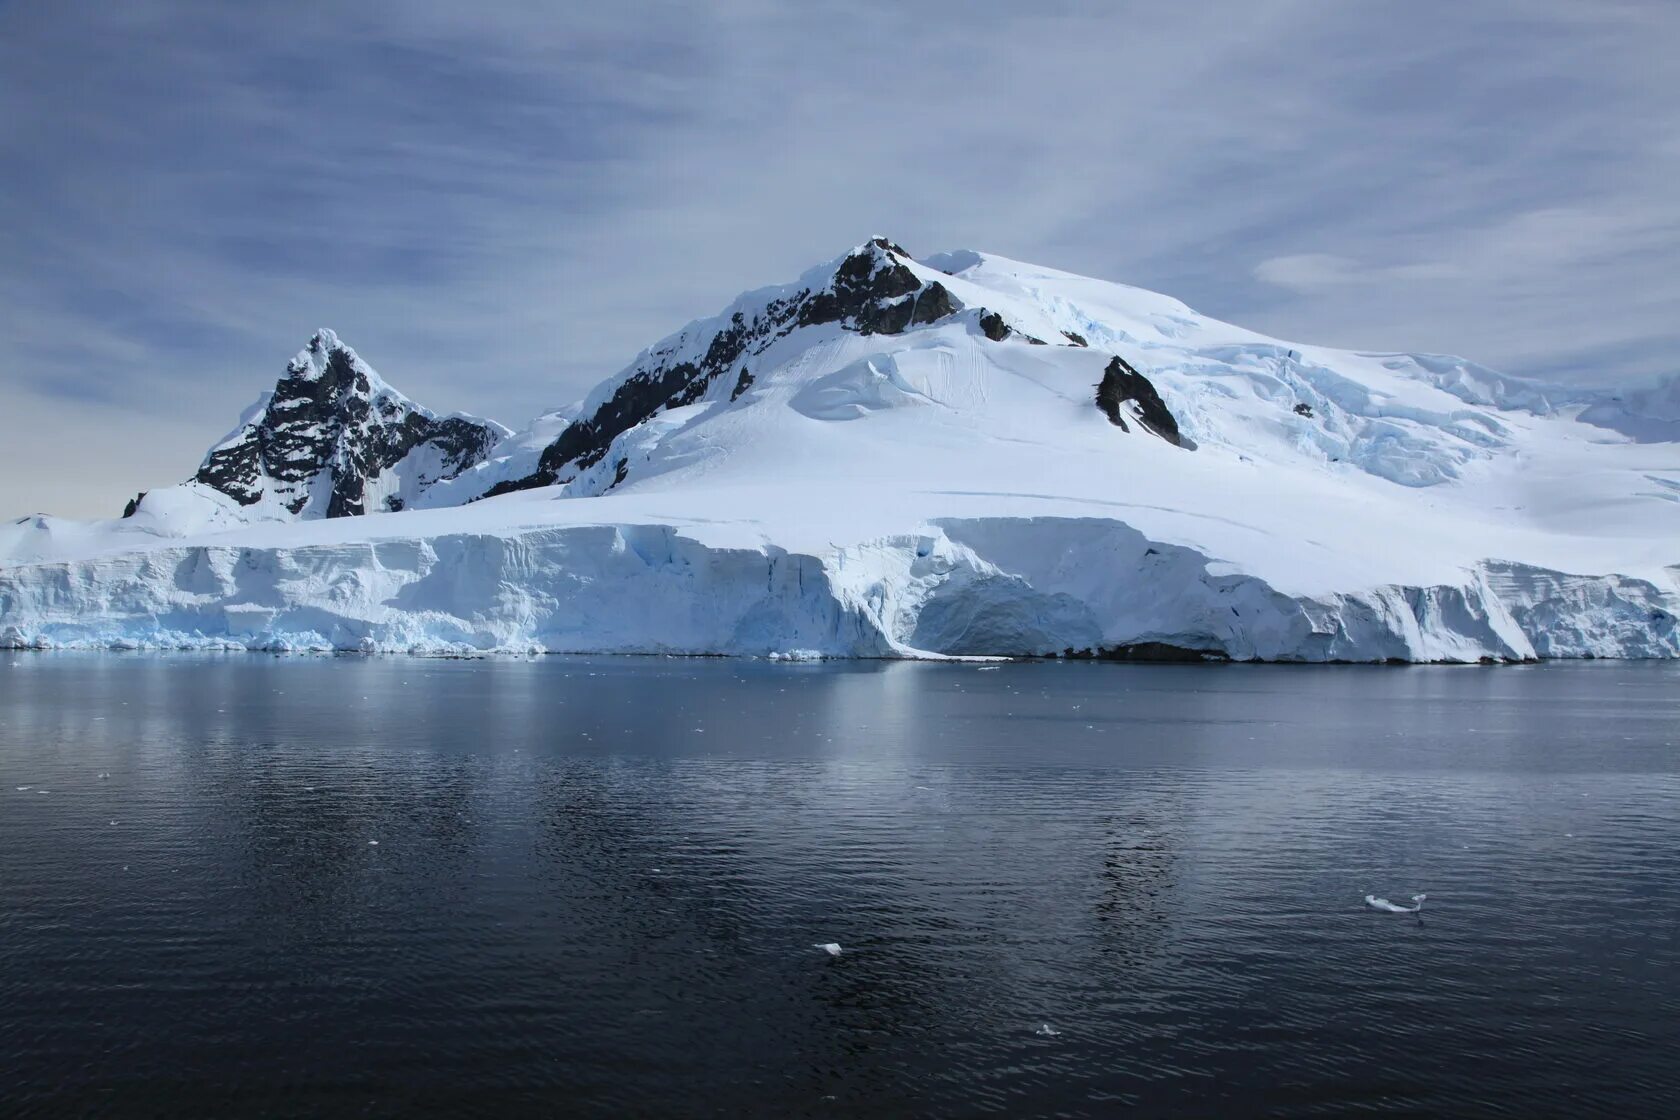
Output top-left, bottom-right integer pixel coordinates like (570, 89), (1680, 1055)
(2, 242), (1678, 661)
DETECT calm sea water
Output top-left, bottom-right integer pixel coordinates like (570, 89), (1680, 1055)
(1, 653), (1677, 1118)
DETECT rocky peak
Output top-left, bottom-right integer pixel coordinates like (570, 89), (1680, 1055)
(482, 237), (965, 497)
(135, 331), (507, 519)
(797, 237), (960, 335)
(289, 328), (342, 378)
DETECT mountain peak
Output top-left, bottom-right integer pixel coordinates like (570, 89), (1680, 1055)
(287, 327), (363, 383)
(121, 334), (506, 522)
(861, 235), (910, 257)
(475, 238), (966, 499)
(804, 237), (954, 335)
(832, 236), (915, 282)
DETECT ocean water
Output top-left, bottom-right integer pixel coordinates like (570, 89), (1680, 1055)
(1, 653), (1677, 1117)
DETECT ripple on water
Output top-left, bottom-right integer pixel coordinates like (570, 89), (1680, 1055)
(1, 654), (1678, 1116)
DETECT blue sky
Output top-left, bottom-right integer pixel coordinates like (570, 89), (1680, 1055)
(3, 1), (1678, 518)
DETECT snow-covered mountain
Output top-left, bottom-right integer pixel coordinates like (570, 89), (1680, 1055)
(119, 328), (508, 532)
(3, 239), (1678, 660)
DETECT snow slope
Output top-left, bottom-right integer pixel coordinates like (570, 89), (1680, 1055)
(3, 239), (1677, 660)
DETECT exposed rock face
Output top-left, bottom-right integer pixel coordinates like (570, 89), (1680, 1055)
(1097, 355), (1188, 448)
(176, 329), (505, 518)
(973, 310), (1050, 346)
(730, 367), (755, 402)
(485, 238), (965, 497)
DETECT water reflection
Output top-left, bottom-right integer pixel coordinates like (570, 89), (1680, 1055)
(1, 653), (1678, 1116)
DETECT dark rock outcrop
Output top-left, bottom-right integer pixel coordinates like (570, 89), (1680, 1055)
(1096, 356), (1188, 448)
(910, 281), (959, 326)
(974, 310), (1046, 345)
(1062, 331), (1088, 347)
(979, 311), (1011, 342)
(730, 367), (756, 402)
(1294, 402), (1314, 418)
(798, 238), (924, 333)
(486, 238), (964, 497)
(176, 330), (504, 518)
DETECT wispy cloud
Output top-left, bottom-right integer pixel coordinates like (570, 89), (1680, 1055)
(3, 1), (1678, 517)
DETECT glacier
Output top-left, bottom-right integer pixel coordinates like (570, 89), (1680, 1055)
(2, 518), (1674, 661)
(3, 238), (1678, 661)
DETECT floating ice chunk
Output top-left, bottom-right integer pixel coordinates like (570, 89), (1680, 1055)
(98, 772), (109, 779)
(368, 840), (380, 846)
(1365, 892), (1426, 913)
(814, 942), (842, 956)
(16, 785), (31, 791)
(1035, 1023), (1062, 1037)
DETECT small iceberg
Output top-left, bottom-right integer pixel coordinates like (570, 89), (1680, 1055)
(1365, 892), (1426, 913)
(1035, 1023), (1062, 1037)
(814, 942), (842, 957)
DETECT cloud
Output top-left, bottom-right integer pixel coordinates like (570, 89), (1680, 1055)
(2, 0), (1679, 517)
(1250, 203), (1680, 375)
(1254, 254), (1463, 292)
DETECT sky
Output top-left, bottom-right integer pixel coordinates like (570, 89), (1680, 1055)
(3, 0), (1678, 519)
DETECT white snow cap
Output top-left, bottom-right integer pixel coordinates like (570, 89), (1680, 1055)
(280, 327), (345, 381)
